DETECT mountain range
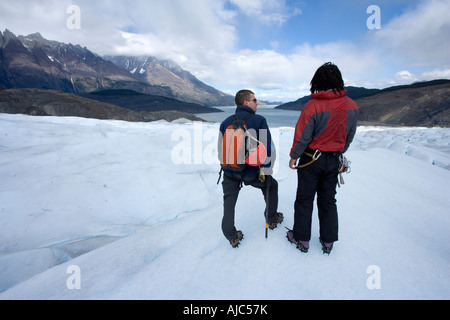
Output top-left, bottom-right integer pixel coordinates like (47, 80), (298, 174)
(276, 80), (450, 127)
(356, 80), (450, 127)
(0, 88), (205, 122)
(104, 56), (234, 106)
(0, 29), (234, 107)
(1, 29), (449, 126)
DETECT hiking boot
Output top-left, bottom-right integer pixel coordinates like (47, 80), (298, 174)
(230, 231), (244, 248)
(320, 239), (333, 255)
(286, 229), (309, 253)
(268, 212), (284, 230)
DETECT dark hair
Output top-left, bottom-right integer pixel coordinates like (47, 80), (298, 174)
(235, 90), (254, 106)
(310, 62), (345, 95)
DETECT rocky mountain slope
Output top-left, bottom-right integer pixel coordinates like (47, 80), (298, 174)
(0, 29), (233, 106)
(357, 81), (450, 127)
(0, 30), (166, 96)
(276, 80), (450, 127)
(0, 88), (204, 122)
(105, 56), (234, 106)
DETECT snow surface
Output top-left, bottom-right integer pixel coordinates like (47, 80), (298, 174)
(0, 113), (449, 300)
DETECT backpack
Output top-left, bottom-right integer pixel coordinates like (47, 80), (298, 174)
(219, 114), (254, 172)
(217, 113), (269, 184)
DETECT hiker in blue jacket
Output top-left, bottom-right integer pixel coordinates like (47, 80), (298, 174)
(219, 90), (283, 248)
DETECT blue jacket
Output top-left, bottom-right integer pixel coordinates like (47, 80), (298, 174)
(219, 106), (275, 180)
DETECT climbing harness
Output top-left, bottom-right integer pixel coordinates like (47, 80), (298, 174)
(295, 150), (322, 169)
(295, 150), (352, 188)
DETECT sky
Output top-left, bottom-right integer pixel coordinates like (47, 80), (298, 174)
(1, 0), (449, 102)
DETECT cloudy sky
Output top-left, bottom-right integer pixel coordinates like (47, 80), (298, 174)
(1, 0), (449, 102)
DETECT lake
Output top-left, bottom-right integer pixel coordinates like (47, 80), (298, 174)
(197, 106), (301, 128)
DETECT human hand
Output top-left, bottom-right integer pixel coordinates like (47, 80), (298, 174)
(289, 158), (298, 170)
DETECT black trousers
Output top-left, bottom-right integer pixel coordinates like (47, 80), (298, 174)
(293, 152), (340, 243)
(222, 173), (278, 241)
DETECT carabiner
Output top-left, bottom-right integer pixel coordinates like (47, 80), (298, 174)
(312, 150), (322, 161)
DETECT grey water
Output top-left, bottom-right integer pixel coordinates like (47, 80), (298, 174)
(197, 106), (301, 128)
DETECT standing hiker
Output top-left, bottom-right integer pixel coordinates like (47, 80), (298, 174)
(218, 90), (283, 248)
(287, 62), (359, 254)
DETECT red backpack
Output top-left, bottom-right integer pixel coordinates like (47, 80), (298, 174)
(219, 114), (253, 172)
(219, 114), (267, 172)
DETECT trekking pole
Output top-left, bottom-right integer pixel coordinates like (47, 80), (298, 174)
(265, 175), (272, 239)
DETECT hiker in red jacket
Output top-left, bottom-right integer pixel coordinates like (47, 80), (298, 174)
(287, 62), (359, 254)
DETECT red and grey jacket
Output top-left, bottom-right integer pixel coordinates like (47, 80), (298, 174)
(290, 90), (359, 159)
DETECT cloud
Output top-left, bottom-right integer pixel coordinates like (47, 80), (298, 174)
(0, 0), (70, 35)
(373, 0), (450, 68)
(420, 68), (450, 80)
(0, 0), (449, 103)
(107, 1), (306, 101)
(183, 47), (321, 100)
(394, 71), (418, 83)
(228, 0), (302, 25)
